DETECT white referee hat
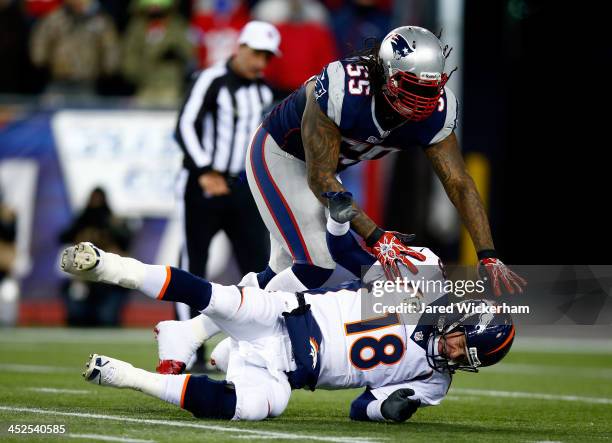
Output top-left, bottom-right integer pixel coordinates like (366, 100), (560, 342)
(238, 21), (282, 56)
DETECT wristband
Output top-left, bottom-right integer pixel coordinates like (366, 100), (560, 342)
(365, 227), (385, 247)
(477, 249), (498, 260)
(366, 399), (385, 421)
(326, 217), (350, 236)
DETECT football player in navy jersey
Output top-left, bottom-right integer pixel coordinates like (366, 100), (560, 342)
(247, 25), (525, 296)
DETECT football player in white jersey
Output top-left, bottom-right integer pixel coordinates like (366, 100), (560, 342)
(246, 25), (526, 297)
(60, 195), (515, 423)
(157, 191), (448, 376)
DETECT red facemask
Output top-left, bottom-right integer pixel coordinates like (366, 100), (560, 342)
(384, 71), (448, 122)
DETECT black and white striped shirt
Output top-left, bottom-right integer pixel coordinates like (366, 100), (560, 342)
(174, 59), (273, 177)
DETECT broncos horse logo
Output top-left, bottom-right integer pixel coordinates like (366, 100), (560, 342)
(389, 33), (414, 60)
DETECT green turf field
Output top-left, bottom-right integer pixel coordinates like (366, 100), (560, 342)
(0, 328), (610, 442)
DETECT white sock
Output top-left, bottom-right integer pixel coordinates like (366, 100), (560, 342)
(198, 314), (220, 341)
(97, 251), (168, 299)
(128, 368), (189, 407)
(95, 251), (145, 290)
(139, 265), (171, 299)
(264, 268), (308, 292)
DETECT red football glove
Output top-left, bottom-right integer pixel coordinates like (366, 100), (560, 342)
(368, 229), (426, 279)
(478, 257), (527, 296)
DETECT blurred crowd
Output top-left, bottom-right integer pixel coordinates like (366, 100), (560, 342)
(58, 187), (133, 327)
(0, 0), (392, 105)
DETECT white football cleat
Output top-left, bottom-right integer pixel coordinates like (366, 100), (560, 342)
(154, 320), (202, 374)
(83, 353), (135, 388)
(60, 242), (143, 289)
(61, 242), (100, 276)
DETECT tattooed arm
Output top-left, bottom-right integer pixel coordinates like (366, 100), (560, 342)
(425, 132), (494, 252)
(301, 81), (378, 239)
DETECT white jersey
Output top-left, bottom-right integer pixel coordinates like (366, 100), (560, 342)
(305, 247), (451, 406)
(209, 247), (452, 413)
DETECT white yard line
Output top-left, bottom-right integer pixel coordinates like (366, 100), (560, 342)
(0, 328), (155, 344)
(513, 337), (612, 354)
(67, 434), (154, 443)
(28, 387), (91, 395)
(483, 362), (612, 379)
(451, 388), (612, 405)
(0, 406), (383, 443)
(0, 363), (74, 373)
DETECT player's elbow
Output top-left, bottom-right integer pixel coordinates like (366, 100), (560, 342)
(305, 173), (327, 198)
(442, 173), (474, 200)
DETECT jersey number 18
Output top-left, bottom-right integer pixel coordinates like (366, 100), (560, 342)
(344, 312), (404, 370)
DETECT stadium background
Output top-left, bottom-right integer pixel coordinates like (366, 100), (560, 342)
(0, 0), (607, 325)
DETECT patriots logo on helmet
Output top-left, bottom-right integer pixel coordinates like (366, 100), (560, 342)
(388, 33), (414, 60)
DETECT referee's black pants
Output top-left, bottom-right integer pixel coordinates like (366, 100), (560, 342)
(178, 172), (270, 369)
(182, 171), (270, 280)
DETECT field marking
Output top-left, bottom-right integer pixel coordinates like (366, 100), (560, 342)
(67, 434), (154, 443)
(3, 328), (612, 352)
(0, 406), (383, 443)
(451, 388), (612, 405)
(0, 328), (155, 344)
(28, 387), (91, 395)
(0, 363), (74, 373)
(513, 337), (612, 354)
(483, 362), (612, 379)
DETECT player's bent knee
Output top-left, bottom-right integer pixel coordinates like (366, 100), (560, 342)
(233, 377), (291, 420)
(204, 284), (241, 319)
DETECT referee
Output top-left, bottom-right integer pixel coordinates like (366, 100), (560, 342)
(173, 21), (281, 369)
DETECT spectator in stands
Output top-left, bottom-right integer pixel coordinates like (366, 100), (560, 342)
(0, 192), (17, 285)
(59, 187), (132, 327)
(191, 0), (250, 68)
(122, 0), (195, 106)
(252, 0), (337, 98)
(330, 0), (391, 56)
(29, 0), (120, 99)
(0, 188), (18, 326)
(0, 0), (32, 94)
(23, 0), (61, 19)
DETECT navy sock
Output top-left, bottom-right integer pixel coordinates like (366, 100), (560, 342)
(159, 267), (212, 311)
(292, 264), (333, 289)
(256, 265), (276, 288)
(182, 375), (237, 419)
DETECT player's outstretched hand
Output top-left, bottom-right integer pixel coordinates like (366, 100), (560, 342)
(322, 191), (358, 223)
(478, 257), (527, 296)
(367, 229), (425, 279)
(381, 388), (421, 422)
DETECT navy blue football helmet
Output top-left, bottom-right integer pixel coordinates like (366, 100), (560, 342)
(426, 299), (515, 373)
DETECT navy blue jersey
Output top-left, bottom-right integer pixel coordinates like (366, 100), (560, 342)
(263, 58), (458, 172)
